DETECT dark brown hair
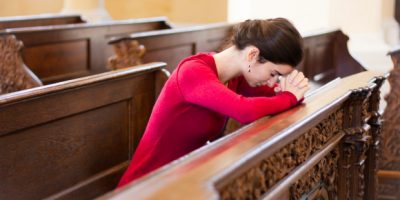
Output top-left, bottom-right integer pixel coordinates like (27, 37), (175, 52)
(232, 18), (303, 67)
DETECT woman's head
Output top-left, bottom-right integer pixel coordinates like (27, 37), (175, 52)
(232, 18), (303, 67)
(231, 18), (303, 87)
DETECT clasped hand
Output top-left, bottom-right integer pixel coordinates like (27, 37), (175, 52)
(275, 70), (310, 101)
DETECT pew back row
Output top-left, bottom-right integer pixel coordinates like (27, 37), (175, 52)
(109, 26), (366, 87)
(0, 62), (167, 200)
(0, 16), (172, 84)
(0, 14), (86, 30)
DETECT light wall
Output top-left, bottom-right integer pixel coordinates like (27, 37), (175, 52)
(0, 0), (63, 16)
(228, 0), (395, 35)
(228, 0), (330, 33)
(0, 0), (227, 23)
(329, 0), (382, 34)
(105, 0), (172, 20)
(169, 0), (227, 23)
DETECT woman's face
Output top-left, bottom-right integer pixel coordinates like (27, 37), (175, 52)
(244, 60), (293, 87)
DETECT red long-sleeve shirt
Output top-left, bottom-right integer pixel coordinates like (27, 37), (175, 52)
(117, 53), (298, 188)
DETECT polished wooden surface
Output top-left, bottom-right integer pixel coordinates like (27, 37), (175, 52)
(99, 71), (383, 200)
(0, 14), (85, 30)
(109, 23), (232, 72)
(378, 49), (400, 200)
(0, 62), (167, 200)
(109, 27), (365, 85)
(0, 17), (172, 84)
(0, 35), (42, 94)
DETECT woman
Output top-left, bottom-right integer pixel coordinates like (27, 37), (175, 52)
(117, 18), (309, 188)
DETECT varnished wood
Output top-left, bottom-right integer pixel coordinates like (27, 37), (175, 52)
(0, 35), (42, 94)
(109, 26), (366, 136)
(109, 23), (232, 73)
(0, 16), (172, 84)
(0, 14), (85, 30)
(377, 48), (400, 200)
(108, 40), (146, 69)
(0, 62), (167, 200)
(109, 27), (365, 83)
(99, 71), (383, 200)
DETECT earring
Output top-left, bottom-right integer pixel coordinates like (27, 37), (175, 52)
(248, 65), (251, 72)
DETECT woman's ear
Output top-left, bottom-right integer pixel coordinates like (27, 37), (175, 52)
(246, 46), (260, 62)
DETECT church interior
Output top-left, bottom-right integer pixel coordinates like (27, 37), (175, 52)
(0, 0), (399, 199)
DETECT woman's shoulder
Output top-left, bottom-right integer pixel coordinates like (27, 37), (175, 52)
(176, 52), (217, 74)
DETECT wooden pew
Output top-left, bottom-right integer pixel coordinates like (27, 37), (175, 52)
(108, 25), (367, 134)
(99, 71), (386, 200)
(0, 62), (168, 200)
(0, 35), (42, 94)
(0, 14), (86, 30)
(0, 16), (172, 84)
(378, 49), (400, 200)
(299, 29), (366, 85)
(108, 23), (232, 72)
(108, 25), (366, 87)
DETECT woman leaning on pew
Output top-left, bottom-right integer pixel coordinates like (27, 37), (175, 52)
(117, 18), (310, 188)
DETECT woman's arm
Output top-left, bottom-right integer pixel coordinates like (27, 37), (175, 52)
(177, 60), (299, 124)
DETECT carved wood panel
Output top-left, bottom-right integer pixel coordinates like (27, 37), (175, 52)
(0, 35), (42, 94)
(378, 49), (400, 200)
(290, 147), (339, 200)
(219, 109), (344, 200)
(108, 40), (146, 70)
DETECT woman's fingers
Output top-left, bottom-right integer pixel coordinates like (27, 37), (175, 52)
(288, 70), (298, 83)
(296, 78), (309, 89)
(291, 72), (305, 86)
(281, 71), (310, 101)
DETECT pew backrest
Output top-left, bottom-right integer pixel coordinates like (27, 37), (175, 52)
(299, 29), (366, 84)
(108, 23), (233, 72)
(0, 62), (167, 200)
(0, 14), (86, 30)
(0, 16), (172, 84)
(109, 27), (365, 86)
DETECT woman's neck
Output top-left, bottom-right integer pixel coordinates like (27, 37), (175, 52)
(212, 46), (243, 84)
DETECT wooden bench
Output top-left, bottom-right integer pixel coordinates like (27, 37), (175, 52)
(378, 48), (400, 200)
(108, 25), (366, 87)
(108, 25), (368, 134)
(0, 14), (86, 30)
(0, 62), (168, 200)
(99, 71), (386, 200)
(0, 16), (172, 84)
(0, 35), (42, 95)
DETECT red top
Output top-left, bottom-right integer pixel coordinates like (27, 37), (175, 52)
(117, 53), (299, 188)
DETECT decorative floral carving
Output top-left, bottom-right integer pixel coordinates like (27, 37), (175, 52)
(219, 109), (343, 200)
(380, 56), (400, 170)
(290, 147), (339, 200)
(108, 40), (146, 70)
(0, 35), (42, 94)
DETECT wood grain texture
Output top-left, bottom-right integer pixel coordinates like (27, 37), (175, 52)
(0, 62), (167, 200)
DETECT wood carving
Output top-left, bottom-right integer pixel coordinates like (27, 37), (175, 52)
(290, 148), (339, 200)
(219, 109), (343, 199)
(381, 51), (400, 170)
(0, 35), (42, 94)
(378, 49), (400, 200)
(108, 40), (146, 70)
(340, 87), (372, 200)
(365, 76), (386, 200)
